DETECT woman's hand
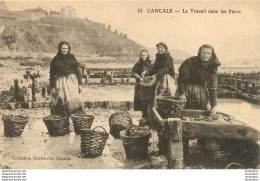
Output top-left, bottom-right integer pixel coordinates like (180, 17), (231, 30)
(179, 94), (187, 101)
(141, 70), (147, 78)
(51, 88), (59, 97)
(148, 78), (156, 87)
(210, 106), (216, 116)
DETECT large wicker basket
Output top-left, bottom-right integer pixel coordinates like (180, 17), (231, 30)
(3, 114), (29, 137)
(71, 112), (95, 135)
(120, 125), (151, 160)
(109, 111), (132, 138)
(156, 94), (186, 118)
(43, 115), (70, 136)
(80, 126), (109, 158)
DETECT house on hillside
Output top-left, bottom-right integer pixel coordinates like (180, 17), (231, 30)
(60, 6), (76, 17)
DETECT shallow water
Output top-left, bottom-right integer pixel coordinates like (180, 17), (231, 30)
(217, 98), (260, 131)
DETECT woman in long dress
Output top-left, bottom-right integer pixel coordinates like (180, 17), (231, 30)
(146, 42), (176, 103)
(132, 50), (153, 125)
(144, 42), (177, 153)
(49, 41), (84, 116)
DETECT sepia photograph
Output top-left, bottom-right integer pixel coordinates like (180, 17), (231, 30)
(0, 0), (259, 174)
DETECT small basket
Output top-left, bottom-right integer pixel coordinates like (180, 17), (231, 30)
(109, 112), (133, 138)
(80, 126), (109, 158)
(43, 115), (70, 136)
(71, 112), (95, 135)
(120, 125), (151, 160)
(3, 114), (29, 137)
(156, 94), (186, 118)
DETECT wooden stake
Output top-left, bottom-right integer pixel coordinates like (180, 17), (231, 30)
(86, 74), (89, 84)
(32, 77), (36, 102)
(110, 71), (114, 83)
(127, 74), (130, 83)
(14, 79), (20, 102)
(167, 118), (183, 169)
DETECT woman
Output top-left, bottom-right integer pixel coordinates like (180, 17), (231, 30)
(144, 42), (176, 153)
(145, 42), (176, 105)
(178, 44), (221, 114)
(177, 44), (221, 163)
(132, 50), (153, 124)
(49, 41), (84, 116)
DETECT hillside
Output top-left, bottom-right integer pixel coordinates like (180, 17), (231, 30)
(0, 9), (144, 59)
(0, 8), (193, 64)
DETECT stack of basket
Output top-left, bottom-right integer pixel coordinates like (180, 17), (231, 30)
(120, 125), (151, 160)
(156, 94), (186, 118)
(109, 111), (132, 138)
(80, 126), (109, 158)
(43, 115), (70, 136)
(71, 112), (95, 134)
(2, 114), (29, 137)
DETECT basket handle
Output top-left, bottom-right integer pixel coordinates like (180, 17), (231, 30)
(93, 126), (107, 135)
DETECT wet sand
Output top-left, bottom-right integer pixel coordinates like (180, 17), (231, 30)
(0, 108), (163, 169)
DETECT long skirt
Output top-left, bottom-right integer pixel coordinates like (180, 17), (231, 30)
(51, 74), (84, 116)
(184, 84), (210, 110)
(134, 84), (143, 111)
(134, 83), (155, 119)
(154, 74), (177, 153)
(154, 74), (177, 108)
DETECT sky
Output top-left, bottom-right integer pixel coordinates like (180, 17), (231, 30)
(4, 1), (260, 63)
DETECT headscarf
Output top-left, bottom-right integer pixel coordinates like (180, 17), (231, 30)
(58, 41), (71, 54)
(198, 44), (221, 72)
(156, 42), (168, 51)
(139, 50), (151, 66)
(51, 41), (79, 74)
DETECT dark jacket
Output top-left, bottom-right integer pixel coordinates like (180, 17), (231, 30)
(132, 59), (152, 82)
(147, 52), (175, 80)
(178, 55), (221, 106)
(49, 52), (82, 89)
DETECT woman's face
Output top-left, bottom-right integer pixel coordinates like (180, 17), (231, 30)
(157, 45), (166, 54)
(61, 44), (69, 55)
(140, 51), (148, 61)
(200, 48), (212, 62)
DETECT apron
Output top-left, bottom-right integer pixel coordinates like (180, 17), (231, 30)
(51, 74), (84, 115)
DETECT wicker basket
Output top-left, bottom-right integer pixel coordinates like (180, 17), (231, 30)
(71, 112), (95, 135)
(43, 115), (70, 136)
(156, 94), (186, 118)
(80, 126), (109, 158)
(109, 112), (133, 138)
(120, 125), (151, 160)
(3, 114), (29, 137)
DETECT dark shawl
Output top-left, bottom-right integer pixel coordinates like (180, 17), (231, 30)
(49, 52), (82, 89)
(132, 59), (153, 111)
(147, 52), (175, 80)
(178, 52), (221, 106)
(132, 59), (152, 81)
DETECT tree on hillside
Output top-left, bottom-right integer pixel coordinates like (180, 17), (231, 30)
(114, 29), (118, 35)
(102, 23), (106, 29)
(107, 25), (111, 31)
(25, 7), (48, 15)
(49, 10), (60, 15)
(124, 34), (128, 39)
